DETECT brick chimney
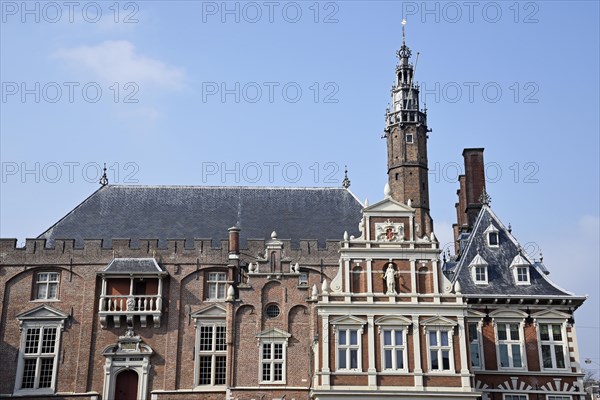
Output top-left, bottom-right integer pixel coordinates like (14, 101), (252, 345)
(462, 148), (486, 229)
(228, 226), (240, 256)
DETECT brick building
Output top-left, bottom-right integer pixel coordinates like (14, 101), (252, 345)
(0, 27), (587, 400)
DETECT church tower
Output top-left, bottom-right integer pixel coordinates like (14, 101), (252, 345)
(384, 21), (433, 236)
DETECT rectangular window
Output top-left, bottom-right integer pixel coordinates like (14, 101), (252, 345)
(35, 273), (59, 300)
(488, 232), (499, 246)
(539, 324), (566, 369)
(547, 396), (571, 400)
(504, 396), (527, 400)
(337, 328), (360, 371)
(207, 272), (227, 300)
(428, 329), (452, 371)
(516, 267), (529, 283)
(261, 342), (285, 383)
(298, 273), (308, 286)
(19, 325), (59, 390)
(197, 324), (226, 386)
(497, 323), (523, 369)
(405, 133), (414, 143)
(474, 266), (487, 283)
(468, 322), (482, 368)
(382, 328), (405, 371)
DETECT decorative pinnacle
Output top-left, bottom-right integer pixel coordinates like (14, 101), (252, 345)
(401, 18), (406, 45)
(479, 188), (491, 205)
(99, 163), (108, 186)
(342, 165), (351, 189)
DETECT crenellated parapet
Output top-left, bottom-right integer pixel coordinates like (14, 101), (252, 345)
(0, 237), (342, 267)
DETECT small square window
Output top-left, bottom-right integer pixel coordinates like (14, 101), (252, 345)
(405, 134), (414, 143)
(474, 266), (487, 283)
(35, 272), (59, 300)
(298, 273), (308, 286)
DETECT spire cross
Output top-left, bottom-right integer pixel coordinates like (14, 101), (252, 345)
(99, 163), (108, 186)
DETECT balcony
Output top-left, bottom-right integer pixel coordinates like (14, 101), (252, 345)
(98, 258), (168, 329)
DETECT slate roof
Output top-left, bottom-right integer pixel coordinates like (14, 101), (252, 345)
(38, 185), (363, 249)
(445, 205), (574, 297)
(102, 258), (167, 275)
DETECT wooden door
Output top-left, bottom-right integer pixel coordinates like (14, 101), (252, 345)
(115, 369), (138, 400)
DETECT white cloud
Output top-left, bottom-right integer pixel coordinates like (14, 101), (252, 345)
(54, 40), (185, 90)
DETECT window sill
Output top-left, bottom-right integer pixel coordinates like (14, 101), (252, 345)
(426, 370), (456, 375)
(379, 370), (410, 375)
(30, 299), (60, 302)
(192, 385), (227, 392)
(334, 370), (366, 375)
(13, 388), (55, 396)
(259, 381), (287, 385)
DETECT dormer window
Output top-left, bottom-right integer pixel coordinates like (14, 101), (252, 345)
(469, 254), (488, 285)
(474, 266), (487, 283)
(516, 266), (529, 283)
(510, 254), (531, 285)
(484, 224), (499, 247)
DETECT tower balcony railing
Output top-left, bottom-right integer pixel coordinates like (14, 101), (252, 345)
(386, 110), (426, 125)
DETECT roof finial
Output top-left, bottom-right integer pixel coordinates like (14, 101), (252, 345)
(99, 163), (108, 186)
(342, 165), (351, 189)
(508, 223), (512, 233)
(479, 188), (491, 205)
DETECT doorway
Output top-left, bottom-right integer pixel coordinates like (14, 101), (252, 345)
(115, 369), (138, 400)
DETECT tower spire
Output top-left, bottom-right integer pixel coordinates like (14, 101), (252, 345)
(384, 20), (433, 235)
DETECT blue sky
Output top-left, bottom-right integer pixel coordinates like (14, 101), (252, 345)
(1, 0), (599, 369)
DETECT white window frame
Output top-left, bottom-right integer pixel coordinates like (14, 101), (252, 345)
(546, 396), (571, 400)
(195, 322), (227, 386)
(34, 272), (60, 300)
(405, 133), (414, 143)
(260, 340), (287, 384)
(495, 321), (526, 370)
(14, 321), (63, 395)
(380, 327), (408, 372)
(537, 322), (568, 371)
(470, 264), (488, 285)
(468, 321), (484, 369)
(207, 271), (227, 300)
(335, 326), (363, 372)
(515, 266), (530, 285)
(425, 327), (455, 373)
(484, 224), (499, 247)
(503, 395), (528, 400)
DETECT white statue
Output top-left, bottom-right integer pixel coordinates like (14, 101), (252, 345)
(383, 263), (398, 294)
